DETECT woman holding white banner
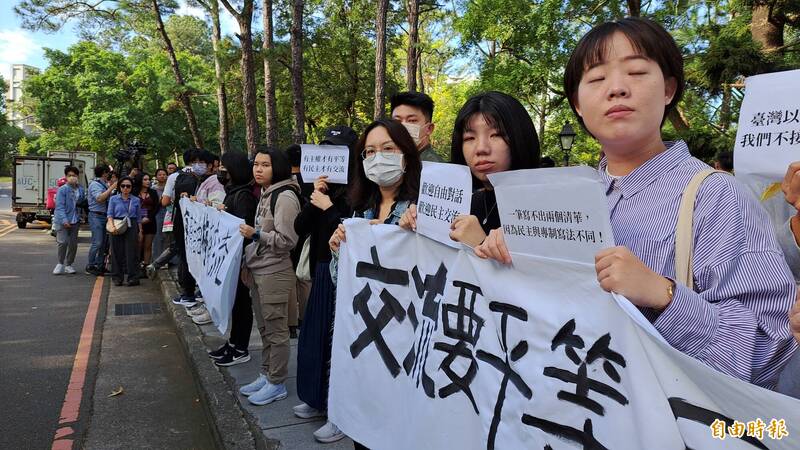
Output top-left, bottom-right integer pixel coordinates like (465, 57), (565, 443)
(399, 91), (541, 246)
(476, 17), (797, 389)
(238, 146), (302, 407)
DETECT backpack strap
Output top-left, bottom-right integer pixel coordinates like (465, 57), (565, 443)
(674, 169), (728, 290)
(269, 185), (300, 216)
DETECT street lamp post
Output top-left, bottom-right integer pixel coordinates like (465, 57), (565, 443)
(559, 122), (577, 167)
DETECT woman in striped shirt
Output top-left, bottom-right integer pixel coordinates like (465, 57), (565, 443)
(477, 17), (797, 389)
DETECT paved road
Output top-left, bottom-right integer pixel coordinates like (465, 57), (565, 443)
(0, 203), (98, 449)
(0, 187), (215, 449)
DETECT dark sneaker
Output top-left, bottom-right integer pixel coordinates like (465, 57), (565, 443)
(208, 343), (232, 360)
(113, 279), (124, 287)
(172, 295), (197, 307)
(85, 265), (99, 276)
(215, 348), (251, 367)
(126, 279), (140, 286)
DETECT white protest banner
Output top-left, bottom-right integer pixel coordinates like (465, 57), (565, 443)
(180, 198), (245, 334)
(489, 166), (614, 265)
(300, 144), (350, 184)
(330, 220), (800, 450)
(734, 69), (800, 228)
(416, 162), (472, 248)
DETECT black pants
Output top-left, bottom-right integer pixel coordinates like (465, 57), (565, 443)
(110, 221), (140, 283)
(174, 229), (196, 298)
(229, 279), (253, 351)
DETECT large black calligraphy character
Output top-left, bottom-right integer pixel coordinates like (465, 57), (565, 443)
(403, 263), (448, 398)
(433, 281), (485, 413)
(667, 397), (769, 450)
(476, 301), (532, 450)
(522, 319), (628, 450)
(350, 246), (410, 378)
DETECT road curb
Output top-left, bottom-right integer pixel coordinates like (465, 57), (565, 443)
(155, 269), (276, 450)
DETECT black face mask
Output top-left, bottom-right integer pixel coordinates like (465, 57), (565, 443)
(217, 170), (230, 185)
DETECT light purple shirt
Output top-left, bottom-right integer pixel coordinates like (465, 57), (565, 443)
(599, 140), (797, 389)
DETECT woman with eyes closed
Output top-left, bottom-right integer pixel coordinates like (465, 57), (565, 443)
(476, 17), (797, 390)
(399, 91), (540, 247)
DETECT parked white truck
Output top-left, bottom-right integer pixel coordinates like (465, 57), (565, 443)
(12, 151), (97, 228)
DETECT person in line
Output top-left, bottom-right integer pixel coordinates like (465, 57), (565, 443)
(166, 162), (178, 175)
(151, 168), (169, 260)
(106, 177), (143, 286)
(476, 17), (797, 390)
(294, 125), (358, 444)
(238, 147), (302, 406)
(204, 152), (259, 360)
(195, 151), (226, 207)
(328, 119), (422, 450)
(53, 166), (86, 275)
(86, 164), (116, 275)
(390, 92), (442, 162)
(167, 149), (213, 306)
(134, 172), (160, 273)
(399, 91), (540, 245)
(714, 150), (734, 173)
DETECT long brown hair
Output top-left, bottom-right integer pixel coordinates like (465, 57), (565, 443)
(348, 119), (421, 213)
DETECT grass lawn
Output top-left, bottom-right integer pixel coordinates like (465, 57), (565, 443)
(0, 176), (11, 183)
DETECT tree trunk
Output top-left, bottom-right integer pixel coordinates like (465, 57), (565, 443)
(668, 107), (690, 132)
(290, 0), (306, 144)
(374, 0), (389, 119)
(263, 0), (278, 147)
(151, 0), (203, 149)
(751, 4), (784, 55)
(406, 0), (419, 92)
(418, 52), (425, 93)
(720, 84), (731, 132)
(209, 0), (229, 154)
(626, 0), (641, 17)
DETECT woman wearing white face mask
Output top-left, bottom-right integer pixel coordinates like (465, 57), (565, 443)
(328, 119), (422, 271)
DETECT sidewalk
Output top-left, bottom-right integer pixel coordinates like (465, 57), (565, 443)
(156, 268), (353, 450)
(84, 276), (216, 449)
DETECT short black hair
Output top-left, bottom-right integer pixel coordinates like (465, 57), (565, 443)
(450, 91), (540, 185)
(716, 151), (733, 172)
(390, 92), (435, 122)
(155, 168), (168, 177)
(93, 164), (110, 178)
(167, 162), (178, 168)
(183, 148), (204, 165)
(204, 151), (220, 164)
(564, 17), (684, 132)
(286, 144), (302, 167)
(256, 145), (292, 184)
(64, 166), (80, 176)
(349, 119), (421, 213)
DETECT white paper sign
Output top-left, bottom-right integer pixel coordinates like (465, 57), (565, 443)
(734, 70), (800, 229)
(416, 162), (472, 248)
(180, 198), (245, 334)
(488, 166), (614, 265)
(300, 144), (350, 184)
(329, 220), (800, 450)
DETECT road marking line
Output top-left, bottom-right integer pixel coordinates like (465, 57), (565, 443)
(51, 276), (104, 450)
(0, 224), (16, 238)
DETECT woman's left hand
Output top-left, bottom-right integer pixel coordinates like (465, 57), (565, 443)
(240, 224), (256, 239)
(449, 215), (487, 247)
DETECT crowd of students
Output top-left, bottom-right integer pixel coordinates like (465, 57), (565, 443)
(49, 16), (800, 447)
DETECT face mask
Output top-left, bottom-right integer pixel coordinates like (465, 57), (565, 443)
(67, 176), (78, 185)
(217, 170), (230, 185)
(403, 122), (422, 146)
(362, 152), (404, 187)
(191, 163), (207, 176)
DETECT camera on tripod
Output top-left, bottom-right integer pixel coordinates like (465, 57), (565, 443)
(114, 141), (147, 178)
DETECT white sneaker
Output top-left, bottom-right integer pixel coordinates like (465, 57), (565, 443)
(187, 304), (207, 316)
(314, 421), (345, 443)
(53, 264), (65, 275)
(64, 265), (76, 274)
(191, 310), (213, 325)
(239, 374), (269, 397)
(293, 403), (325, 419)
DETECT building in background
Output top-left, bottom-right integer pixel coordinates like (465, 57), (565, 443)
(5, 64), (40, 135)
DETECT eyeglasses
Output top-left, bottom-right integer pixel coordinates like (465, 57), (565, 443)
(120, 185), (132, 189)
(361, 144), (401, 160)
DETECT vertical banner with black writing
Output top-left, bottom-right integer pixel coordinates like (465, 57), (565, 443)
(416, 162), (472, 248)
(180, 198), (245, 334)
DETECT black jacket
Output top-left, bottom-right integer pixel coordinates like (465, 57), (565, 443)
(222, 152), (258, 249)
(294, 186), (351, 274)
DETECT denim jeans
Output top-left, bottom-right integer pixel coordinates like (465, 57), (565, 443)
(87, 212), (109, 268)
